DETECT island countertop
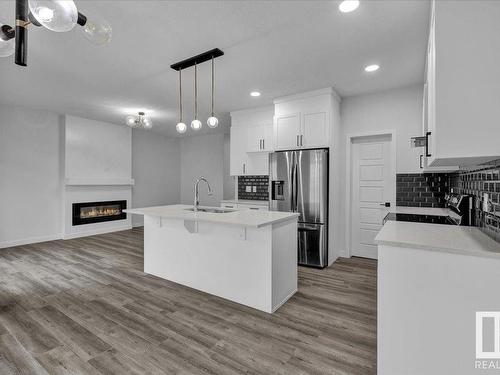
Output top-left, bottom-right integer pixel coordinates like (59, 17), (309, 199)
(124, 204), (299, 228)
(375, 220), (500, 259)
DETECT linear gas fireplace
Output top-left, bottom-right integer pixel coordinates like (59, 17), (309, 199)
(72, 200), (127, 226)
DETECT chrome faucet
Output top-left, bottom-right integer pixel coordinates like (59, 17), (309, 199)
(193, 177), (213, 212)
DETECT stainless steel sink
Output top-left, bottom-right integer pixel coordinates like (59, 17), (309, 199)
(185, 207), (234, 214)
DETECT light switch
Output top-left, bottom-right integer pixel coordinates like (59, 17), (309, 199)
(245, 186), (252, 193)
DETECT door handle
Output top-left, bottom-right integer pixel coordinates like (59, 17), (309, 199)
(380, 202), (391, 207)
(419, 154), (423, 169)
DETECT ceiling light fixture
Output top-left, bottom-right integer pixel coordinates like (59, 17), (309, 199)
(170, 48), (224, 134)
(250, 91), (261, 97)
(190, 62), (202, 131)
(206, 56), (218, 128)
(125, 112), (153, 129)
(339, 0), (360, 13)
(0, 0), (112, 66)
(365, 64), (380, 72)
(175, 69), (187, 134)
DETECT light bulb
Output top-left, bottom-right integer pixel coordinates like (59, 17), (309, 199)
(82, 18), (112, 46)
(28, 0), (78, 32)
(125, 115), (136, 127)
(0, 24), (15, 57)
(142, 117), (153, 129)
(191, 119), (202, 130)
(207, 116), (218, 128)
(176, 122), (187, 134)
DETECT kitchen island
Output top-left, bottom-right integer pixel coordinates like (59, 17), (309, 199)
(125, 204), (300, 313)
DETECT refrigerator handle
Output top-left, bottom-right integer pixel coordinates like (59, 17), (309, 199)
(292, 161), (298, 212)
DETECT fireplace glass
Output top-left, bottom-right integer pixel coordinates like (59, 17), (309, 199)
(72, 200), (127, 226)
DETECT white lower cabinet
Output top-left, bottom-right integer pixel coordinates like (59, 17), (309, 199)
(221, 202), (269, 211)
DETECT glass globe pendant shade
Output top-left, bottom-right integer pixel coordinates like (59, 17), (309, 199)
(125, 115), (136, 127)
(28, 0), (78, 32)
(82, 18), (112, 46)
(191, 119), (202, 130)
(142, 117), (153, 129)
(176, 122), (187, 134)
(207, 116), (218, 128)
(0, 24), (15, 57)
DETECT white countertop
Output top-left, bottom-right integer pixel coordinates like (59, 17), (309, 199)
(375, 221), (500, 259)
(220, 199), (269, 205)
(125, 204), (298, 228)
(390, 206), (460, 221)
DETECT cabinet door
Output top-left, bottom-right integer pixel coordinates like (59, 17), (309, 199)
(274, 113), (301, 150)
(301, 111), (329, 148)
(261, 123), (273, 152)
(246, 125), (263, 152)
(246, 152), (269, 176)
(230, 127), (248, 176)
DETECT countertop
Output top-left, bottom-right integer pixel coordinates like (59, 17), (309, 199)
(375, 220), (500, 259)
(124, 204), (298, 228)
(220, 199), (269, 205)
(390, 206), (460, 220)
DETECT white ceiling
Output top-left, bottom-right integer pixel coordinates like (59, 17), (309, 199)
(0, 0), (429, 137)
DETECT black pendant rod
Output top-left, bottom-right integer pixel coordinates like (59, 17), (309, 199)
(15, 0), (28, 66)
(170, 48), (223, 71)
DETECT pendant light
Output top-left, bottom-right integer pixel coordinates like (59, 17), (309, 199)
(176, 69), (187, 134)
(0, 23), (15, 57)
(207, 56), (218, 128)
(125, 111), (153, 129)
(190, 62), (202, 130)
(28, 0), (78, 32)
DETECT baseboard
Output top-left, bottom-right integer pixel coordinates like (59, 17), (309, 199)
(0, 234), (62, 249)
(132, 223), (144, 228)
(272, 288), (298, 313)
(63, 225), (133, 240)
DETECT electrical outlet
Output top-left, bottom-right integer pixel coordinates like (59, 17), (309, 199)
(252, 186), (257, 193)
(245, 186), (252, 193)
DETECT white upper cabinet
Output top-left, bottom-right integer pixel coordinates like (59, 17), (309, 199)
(424, 0), (500, 167)
(274, 113), (301, 149)
(230, 106), (274, 176)
(273, 88), (339, 151)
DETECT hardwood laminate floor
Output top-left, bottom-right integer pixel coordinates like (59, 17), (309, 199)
(0, 228), (377, 375)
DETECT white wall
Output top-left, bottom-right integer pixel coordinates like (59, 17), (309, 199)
(337, 84), (424, 257)
(0, 105), (63, 248)
(132, 129), (181, 226)
(180, 133), (225, 207)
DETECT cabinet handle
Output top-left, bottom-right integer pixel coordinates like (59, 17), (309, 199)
(419, 154), (424, 169)
(263, 139), (265, 150)
(296, 135), (299, 147)
(243, 163), (246, 174)
(300, 135), (303, 147)
(259, 139), (262, 150)
(425, 132), (432, 157)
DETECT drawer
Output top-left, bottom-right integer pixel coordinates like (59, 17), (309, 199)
(237, 203), (269, 211)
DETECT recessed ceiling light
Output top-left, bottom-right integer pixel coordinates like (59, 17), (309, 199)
(250, 91), (261, 97)
(339, 0), (360, 13)
(365, 64), (380, 72)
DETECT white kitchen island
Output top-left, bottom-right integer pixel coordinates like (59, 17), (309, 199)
(125, 204), (299, 313)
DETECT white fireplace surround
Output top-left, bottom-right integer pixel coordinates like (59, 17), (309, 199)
(63, 116), (133, 239)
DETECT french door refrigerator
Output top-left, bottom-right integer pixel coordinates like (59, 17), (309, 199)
(269, 149), (328, 268)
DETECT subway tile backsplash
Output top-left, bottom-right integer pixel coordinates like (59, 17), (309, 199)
(450, 160), (500, 243)
(396, 173), (452, 208)
(238, 176), (269, 201)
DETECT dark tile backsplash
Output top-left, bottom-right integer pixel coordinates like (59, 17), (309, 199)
(238, 176), (269, 201)
(396, 173), (452, 208)
(450, 160), (500, 243)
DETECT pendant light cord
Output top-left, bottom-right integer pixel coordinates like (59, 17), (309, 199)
(179, 69), (182, 122)
(211, 56), (215, 116)
(194, 62), (198, 119)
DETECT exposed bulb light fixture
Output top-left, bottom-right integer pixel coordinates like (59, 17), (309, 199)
(0, 0), (112, 66)
(250, 91), (261, 97)
(339, 0), (360, 13)
(191, 62), (202, 130)
(207, 56), (218, 128)
(125, 112), (153, 129)
(365, 64), (380, 72)
(176, 69), (187, 134)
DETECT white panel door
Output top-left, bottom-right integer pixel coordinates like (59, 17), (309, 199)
(351, 135), (393, 259)
(301, 111), (329, 148)
(274, 113), (300, 150)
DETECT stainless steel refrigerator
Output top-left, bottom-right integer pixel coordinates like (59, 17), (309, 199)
(269, 149), (328, 268)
